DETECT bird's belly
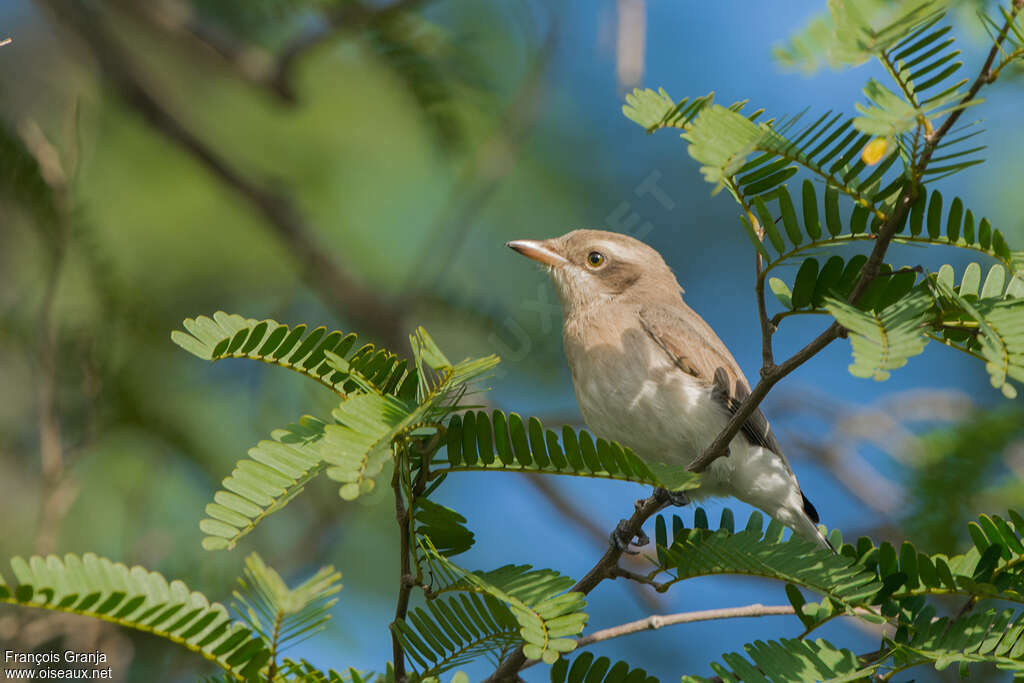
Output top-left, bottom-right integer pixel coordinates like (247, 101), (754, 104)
(570, 353), (728, 469)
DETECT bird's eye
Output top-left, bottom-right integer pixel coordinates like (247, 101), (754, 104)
(586, 251), (606, 268)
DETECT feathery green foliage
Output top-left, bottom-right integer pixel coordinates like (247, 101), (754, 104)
(233, 553), (341, 671)
(653, 506), (1024, 612)
(319, 334), (499, 501)
(392, 593), (522, 677)
(683, 637), (879, 682)
(929, 269), (1024, 397)
(418, 541), (588, 666)
(658, 506), (1024, 679)
(824, 287), (934, 381)
(0, 553), (270, 678)
(438, 410), (699, 491)
(193, 319), (499, 552)
(550, 652), (659, 683)
(777, 0), (953, 71)
(413, 499), (475, 558)
(200, 416), (328, 551)
(621, 88), (713, 133)
(652, 509), (879, 606)
(171, 312), (418, 398)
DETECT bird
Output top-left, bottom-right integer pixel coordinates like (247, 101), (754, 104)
(506, 229), (832, 551)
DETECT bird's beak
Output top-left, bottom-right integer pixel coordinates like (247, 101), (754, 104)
(506, 239), (569, 267)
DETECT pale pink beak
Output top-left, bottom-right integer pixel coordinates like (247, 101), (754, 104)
(506, 239), (568, 267)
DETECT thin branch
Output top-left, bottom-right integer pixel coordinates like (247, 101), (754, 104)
(522, 603), (881, 674)
(756, 251), (775, 368)
(917, 3), (1022, 172)
(577, 604), (795, 647)
(36, 0), (409, 351)
(390, 433), (442, 683)
(125, 1), (281, 96)
(390, 457), (414, 682)
(264, 610), (284, 683)
(524, 476), (665, 609)
(484, 489), (670, 682)
(687, 321), (842, 473)
(610, 566), (664, 589)
(770, 308), (829, 327)
(518, 603), (799, 673)
(19, 118), (78, 557)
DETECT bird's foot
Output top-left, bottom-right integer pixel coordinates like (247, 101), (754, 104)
(609, 518), (650, 554)
(661, 488), (690, 507)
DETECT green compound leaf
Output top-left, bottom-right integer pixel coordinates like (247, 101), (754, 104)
(1, 554), (269, 678)
(393, 593), (521, 678)
(622, 88), (714, 133)
(200, 416), (328, 551)
(418, 541), (587, 667)
(682, 637), (880, 683)
(550, 652), (659, 683)
(929, 272), (1024, 399)
(172, 312), (418, 399)
(825, 288), (933, 381)
(438, 410), (700, 493)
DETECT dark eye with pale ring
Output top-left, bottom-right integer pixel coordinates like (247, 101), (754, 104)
(586, 251), (606, 268)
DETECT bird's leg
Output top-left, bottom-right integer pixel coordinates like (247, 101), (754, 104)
(609, 497), (652, 553)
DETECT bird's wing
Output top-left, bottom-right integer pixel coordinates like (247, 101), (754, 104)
(637, 304), (784, 457)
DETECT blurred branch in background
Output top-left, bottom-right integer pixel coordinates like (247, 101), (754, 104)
(615, 0), (645, 91)
(34, 0), (558, 355)
(120, 0), (428, 103)
(35, 0), (410, 349)
(17, 118), (80, 557)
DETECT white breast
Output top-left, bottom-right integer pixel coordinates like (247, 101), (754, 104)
(564, 306), (737, 496)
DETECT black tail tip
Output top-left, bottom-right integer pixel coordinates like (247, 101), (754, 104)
(802, 493), (820, 524)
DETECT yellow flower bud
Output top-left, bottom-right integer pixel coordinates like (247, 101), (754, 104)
(861, 138), (888, 165)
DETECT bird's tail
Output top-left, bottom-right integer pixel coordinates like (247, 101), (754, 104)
(790, 498), (836, 554)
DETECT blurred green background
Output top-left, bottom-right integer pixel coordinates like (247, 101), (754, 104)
(2, 0), (1024, 680)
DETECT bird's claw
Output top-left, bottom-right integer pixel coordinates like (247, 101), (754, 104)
(653, 487), (690, 508)
(665, 489), (690, 507)
(610, 518), (650, 554)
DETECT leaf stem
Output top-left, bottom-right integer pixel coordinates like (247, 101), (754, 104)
(390, 450), (414, 683)
(390, 431), (444, 683)
(265, 610), (284, 683)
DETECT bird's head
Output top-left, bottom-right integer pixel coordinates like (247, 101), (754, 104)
(506, 229), (683, 312)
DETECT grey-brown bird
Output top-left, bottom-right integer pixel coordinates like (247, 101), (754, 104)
(507, 229), (831, 550)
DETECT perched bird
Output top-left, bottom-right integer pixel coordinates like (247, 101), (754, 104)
(507, 229), (831, 550)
